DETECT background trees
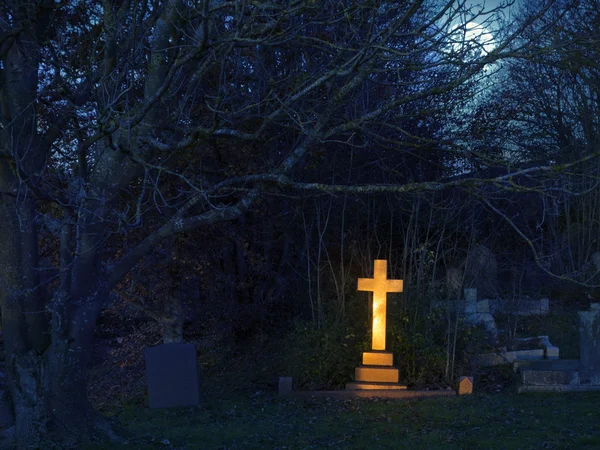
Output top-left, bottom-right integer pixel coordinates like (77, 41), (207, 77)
(471, 0), (600, 284)
(0, 0), (590, 447)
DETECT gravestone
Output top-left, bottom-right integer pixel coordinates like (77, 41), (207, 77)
(539, 298), (550, 315)
(144, 343), (201, 409)
(464, 288), (477, 316)
(537, 335), (559, 359)
(446, 267), (462, 300)
(464, 245), (497, 298)
(578, 303), (600, 384)
(347, 260), (407, 390)
(517, 305), (600, 392)
(592, 252), (600, 273)
(279, 377), (293, 395)
(464, 288), (498, 343)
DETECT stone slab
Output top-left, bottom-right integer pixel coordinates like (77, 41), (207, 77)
(508, 349), (545, 361)
(144, 343), (201, 409)
(518, 384), (600, 393)
(513, 359), (579, 373)
(362, 351), (393, 366)
(346, 382), (407, 390)
(355, 366), (399, 383)
(291, 389), (456, 400)
(521, 370), (579, 386)
(279, 377), (293, 395)
(545, 346), (559, 360)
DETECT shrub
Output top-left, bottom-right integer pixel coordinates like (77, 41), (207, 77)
(281, 320), (366, 389)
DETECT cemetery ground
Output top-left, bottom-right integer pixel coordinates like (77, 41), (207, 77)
(87, 388), (600, 449)
(76, 305), (600, 449)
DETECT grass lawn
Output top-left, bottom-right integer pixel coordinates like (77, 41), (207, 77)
(83, 310), (592, 449)
(87, 390), (600, 450)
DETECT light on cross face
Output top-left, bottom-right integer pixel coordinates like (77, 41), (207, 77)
(358, 260), (403, 351)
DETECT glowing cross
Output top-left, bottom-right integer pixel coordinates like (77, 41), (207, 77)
(358, 260), (403, 351)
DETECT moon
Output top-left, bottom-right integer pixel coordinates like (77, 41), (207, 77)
(450, 21), (496, 57)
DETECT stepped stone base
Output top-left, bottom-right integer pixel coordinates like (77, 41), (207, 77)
(355, 365), (399, 383)
(346, 382), (407, 390)
(348, 351), (404, 390)
(362, 351), (393, 366)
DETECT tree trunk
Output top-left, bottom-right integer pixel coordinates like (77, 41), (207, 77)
(160, 292), (184, 344)
(2, 298), (129, 449)
(0, 165), (131, 447)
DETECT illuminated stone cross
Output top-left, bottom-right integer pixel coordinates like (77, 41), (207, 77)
(358, 260), (403, 351)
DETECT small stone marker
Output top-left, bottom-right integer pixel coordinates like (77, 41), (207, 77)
(279, 377), (293, 395)
(144, 343), (201, 409)
(458, 376), (473, 395)
(545, 346), (560, 359)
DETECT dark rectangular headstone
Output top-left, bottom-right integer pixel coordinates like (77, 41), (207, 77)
(144, 343), (200, 409)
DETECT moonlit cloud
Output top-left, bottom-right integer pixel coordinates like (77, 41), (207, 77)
(450, 21), (496, 58)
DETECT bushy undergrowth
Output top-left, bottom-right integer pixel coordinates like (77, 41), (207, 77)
(281, 320), (367, 389)
(388, 308), (493, 387)
(388, 315), (447, 387)
(516, 312), (580, 359)
(279, 307), (493, 389)
(495, 311), (580, 359)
